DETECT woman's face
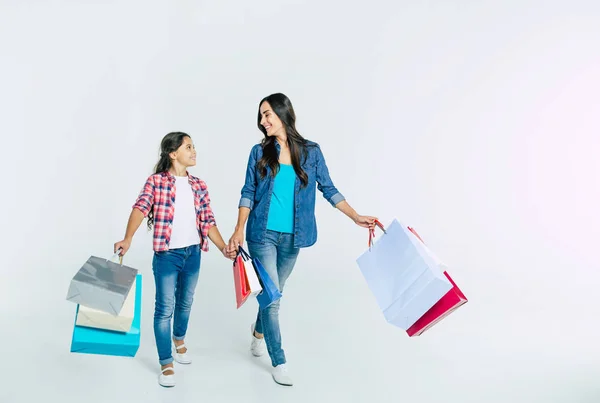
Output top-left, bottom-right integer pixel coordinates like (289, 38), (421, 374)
(259, 101), (284, 137)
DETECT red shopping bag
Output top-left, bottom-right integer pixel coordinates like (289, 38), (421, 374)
(405, 226), (468, 337)
(233, 254), (251, 309)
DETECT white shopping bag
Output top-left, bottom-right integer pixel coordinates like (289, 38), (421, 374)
(75, 275), (137, 332)
(246, 260), (263, 296)
(356, 219), (453, 330)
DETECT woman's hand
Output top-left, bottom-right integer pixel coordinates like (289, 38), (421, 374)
(228, 230), (245, 253)
(354, 215), (379, 230)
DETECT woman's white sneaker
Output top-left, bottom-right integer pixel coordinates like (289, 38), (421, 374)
(158, 366), (175, 387)
(272, 364), (293, 386)
(250, 323), (266, 357)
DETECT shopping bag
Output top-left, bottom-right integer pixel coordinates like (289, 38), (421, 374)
(66, 252), (138, 315)
(405, 227), (468, 337)
(70, 273), (142, 357)
(233, 253), (251, 308)
(233, 249), (263, 309)
(245, 255), (263, 297)
(75, 273), (137, 332)
(356, 219), (453, 330)
(238, 246), (282, 309)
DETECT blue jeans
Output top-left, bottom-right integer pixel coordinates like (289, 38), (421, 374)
(152, 244), (201, 366)
(248, 230), (300, 367)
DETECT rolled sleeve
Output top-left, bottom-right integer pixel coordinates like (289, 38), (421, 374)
(329, 192), (345, 206)
(238, 145), (259, 210)
(315, 145), (345, 207)
(239, 197), (254, 209)
(198, 187), (217, 251)
(132, 176), (155, 217)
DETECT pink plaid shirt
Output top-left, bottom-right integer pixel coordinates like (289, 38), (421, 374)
(132, 171), (216, 252)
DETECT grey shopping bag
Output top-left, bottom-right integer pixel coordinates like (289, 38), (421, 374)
(66, 252), (138, 315)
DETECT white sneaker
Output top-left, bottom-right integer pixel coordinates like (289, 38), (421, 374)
(158, 366), (175, 387)
(272, 364), (293, 386)
(173, 342), (192, 364)
(250, 323), (266, 357)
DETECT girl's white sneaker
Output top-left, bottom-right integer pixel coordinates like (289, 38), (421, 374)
(159, 366), (175, 387)
(173, 342), (192, 364)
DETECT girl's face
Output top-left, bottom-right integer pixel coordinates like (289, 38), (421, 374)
(260, 102), (284, 137)
(170, 136), (196, 167)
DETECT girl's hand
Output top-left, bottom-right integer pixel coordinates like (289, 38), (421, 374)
(114, 239), (131, 256)
(221, 245), (236, 261)
(354, 215), (378, 230)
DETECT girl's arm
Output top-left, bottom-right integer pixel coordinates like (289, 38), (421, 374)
(114, 177), (155, 256)
(208, 225), (236, 260)
(114, 208), (145, 256)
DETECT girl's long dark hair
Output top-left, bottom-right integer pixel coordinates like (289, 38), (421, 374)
(257, 93), (309, 187)
(147, 131), (190, 229)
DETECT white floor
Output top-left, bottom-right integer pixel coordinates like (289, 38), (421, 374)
(3, 246), (599, 403)
(2, 1), (600, 401)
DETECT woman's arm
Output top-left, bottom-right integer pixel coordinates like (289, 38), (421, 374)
(238, 145), (259, 210)
(335, 200), (378, 229)
(315, 144), (346, 207)
(228, 146), (259, 251)
(228, 207), (250, 251)
(315, 145), (378, 229)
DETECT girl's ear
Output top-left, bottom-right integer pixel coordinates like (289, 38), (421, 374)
(169, 150), (177, 161)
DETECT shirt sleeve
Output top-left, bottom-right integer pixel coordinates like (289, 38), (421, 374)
(132, 175), (155, 217)
(238, 145), (260, 210)
(198, 181), (217, 250)
(315, 144), (346, 207)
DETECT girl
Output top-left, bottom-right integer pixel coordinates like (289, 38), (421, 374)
(114, 132), (236, 387)
(227, 93), (378, 386)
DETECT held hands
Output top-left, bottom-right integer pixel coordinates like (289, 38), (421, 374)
(221, 245), (237, 260)
(227, 230), (244, 255)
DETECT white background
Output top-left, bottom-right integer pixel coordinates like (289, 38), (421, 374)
(1, 1), (599, 402)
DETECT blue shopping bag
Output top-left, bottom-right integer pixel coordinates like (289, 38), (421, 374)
(356, 219), (452, 330)
(70, 274), (142, 357)
(238, 246), (282, 309)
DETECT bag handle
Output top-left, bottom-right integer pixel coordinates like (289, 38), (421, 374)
(408, 226), (424, 244)
(107, 248), (124, 265)
(237, 245), (251, 261)
(368, 220), (386, 248)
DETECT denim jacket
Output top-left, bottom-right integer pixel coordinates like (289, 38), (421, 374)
(238, 140), (345, 248)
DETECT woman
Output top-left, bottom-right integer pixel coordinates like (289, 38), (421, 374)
(227, 93), (378, 386)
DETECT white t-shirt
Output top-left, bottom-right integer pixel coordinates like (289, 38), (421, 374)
(169, 176), (200, 250)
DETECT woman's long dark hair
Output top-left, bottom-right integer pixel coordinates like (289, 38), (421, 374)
(147, 131), (190, 229)
(256, 93), (309, 187)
